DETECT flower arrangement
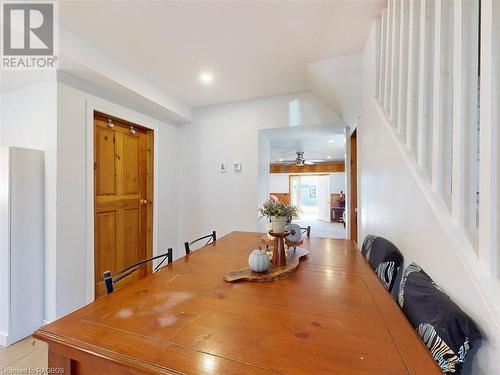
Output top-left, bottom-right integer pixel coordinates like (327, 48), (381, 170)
(259, 198), (299, 221)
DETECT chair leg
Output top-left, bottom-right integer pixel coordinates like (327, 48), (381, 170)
(307, 226), (311, 237)
(167, 248), (173, 264)
(103, 271), (114, 294)
(184, 242), (190, 255)
(212, 230), (217, 241)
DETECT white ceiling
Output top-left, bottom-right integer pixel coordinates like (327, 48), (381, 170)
(307, 54), (362, 127)
(265, 125), (345, 163)
(271, 133), (345, 163)
(59, 0), (385, 108)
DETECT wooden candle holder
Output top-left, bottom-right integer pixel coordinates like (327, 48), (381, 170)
(268, 230), (288, 268)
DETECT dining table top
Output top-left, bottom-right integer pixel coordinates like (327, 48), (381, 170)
(34, 231), (442, 374)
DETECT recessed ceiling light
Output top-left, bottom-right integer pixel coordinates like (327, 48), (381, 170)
(199, 71), (214, 86)
(278, 159), (283, 162)
(328, 140), (334, 143)
(327, 156), (332, 159)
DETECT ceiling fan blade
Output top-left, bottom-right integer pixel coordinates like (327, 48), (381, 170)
(273, 159), (296, 164)
(308, 159), (328, 163)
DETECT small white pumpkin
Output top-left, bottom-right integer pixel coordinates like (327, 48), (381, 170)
(248, 248), (270, 273)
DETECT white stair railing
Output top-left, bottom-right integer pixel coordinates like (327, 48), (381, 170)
(375, 0), (498, 281)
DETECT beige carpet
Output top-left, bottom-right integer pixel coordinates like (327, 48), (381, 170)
(293, 219), (346, 239)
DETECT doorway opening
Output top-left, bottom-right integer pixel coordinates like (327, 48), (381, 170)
(290, 174), (331, 221)
(262, 125), (348, 239)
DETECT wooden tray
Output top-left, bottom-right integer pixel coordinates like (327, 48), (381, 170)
(223, 247), (309, 282)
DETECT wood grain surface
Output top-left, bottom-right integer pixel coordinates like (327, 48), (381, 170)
(34, 232), (442, 375)
(223, 247), (309, 282)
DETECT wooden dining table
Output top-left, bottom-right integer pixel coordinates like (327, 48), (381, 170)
(34, 231), (442, 374)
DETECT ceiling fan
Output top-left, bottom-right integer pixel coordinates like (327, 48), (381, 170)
(274, 152), (327, 167)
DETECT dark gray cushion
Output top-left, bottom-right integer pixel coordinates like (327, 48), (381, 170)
(361, 235), (403, 293)
(399, 263), (482, 374)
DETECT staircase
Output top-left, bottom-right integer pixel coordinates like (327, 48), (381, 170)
(362, 1), (499, 373)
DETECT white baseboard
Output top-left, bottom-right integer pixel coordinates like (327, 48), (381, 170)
(0, 332), (8, 347)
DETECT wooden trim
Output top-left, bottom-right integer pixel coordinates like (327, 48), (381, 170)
(94, 111), (151, 132)
(349, 129), (358, 243)
(146, 129), (154, 274)
(269, 193), (290, 204)
(270, 162), (344, 174)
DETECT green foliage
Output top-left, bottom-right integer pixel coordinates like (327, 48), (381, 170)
(258, 199), (299, 219)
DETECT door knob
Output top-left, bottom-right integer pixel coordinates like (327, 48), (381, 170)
(140, 199), (148, 205)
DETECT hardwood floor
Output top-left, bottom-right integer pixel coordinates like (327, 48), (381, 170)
(0, 337), (48, 371)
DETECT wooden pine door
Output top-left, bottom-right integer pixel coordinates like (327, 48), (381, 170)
(94, 112), (153, 298)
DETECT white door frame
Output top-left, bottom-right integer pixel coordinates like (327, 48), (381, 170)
(317, 174), (331, 222)
(85, 97), (160, 303)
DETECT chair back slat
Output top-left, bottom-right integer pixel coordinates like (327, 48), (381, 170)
(185, 231), (217, 255)
(300, 226), (311, 237)
(103, 248), (173, 295)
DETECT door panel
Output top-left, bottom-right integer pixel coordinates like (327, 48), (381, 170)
(124, 135), (140, 194)
(95, 211), (116, 279)
(94, 112), (153, 298)
(96, 128), (116, 195)
(124, 208), (140, 268)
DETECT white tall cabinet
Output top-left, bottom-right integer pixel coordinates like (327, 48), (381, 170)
(0, 147), (44, 346)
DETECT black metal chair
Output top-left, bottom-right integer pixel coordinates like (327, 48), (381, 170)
(300, 226), (311, 237)
(103, 248), (173, 295)
(184, 231), (216, 255)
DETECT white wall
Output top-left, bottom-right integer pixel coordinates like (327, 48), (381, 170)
(55, 80), (180, 319)
(330, 172), (345, 193)
(1, 76), (58, 326)
(0, 72), (183, 324)
(270, 174), (289, 193)
(360, 23), (498, 375)
(269, 172), (345, 194)
(306, 54), (362, 127)
(59, 26), (192, 123)
(178, 92), (339, 247)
